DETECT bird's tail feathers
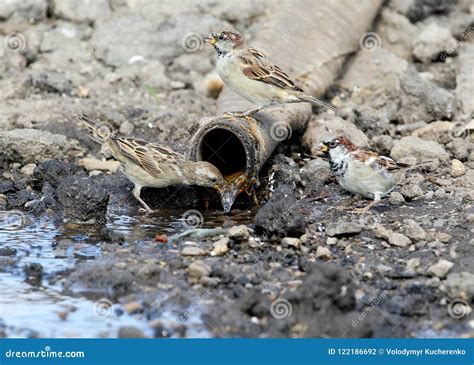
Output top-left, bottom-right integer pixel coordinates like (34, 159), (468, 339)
(296, 93), (337, 113)
(77, 114), (113, 142)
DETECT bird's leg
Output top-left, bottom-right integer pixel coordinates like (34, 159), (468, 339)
(352, 193), (382, 214)
(132, 185), (153, 213)
(244, 184), (259, 206)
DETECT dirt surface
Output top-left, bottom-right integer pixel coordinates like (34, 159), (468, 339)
(0, 0), (473, 338)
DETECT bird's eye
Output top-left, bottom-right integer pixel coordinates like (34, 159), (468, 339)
(329, 141), (337, 148)
(211, 177), (218, 183)
(218, 35), (224, 41)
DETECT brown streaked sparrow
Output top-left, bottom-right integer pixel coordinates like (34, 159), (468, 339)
(77, 114), (226, 213)
(205, 31), (336, 116)
(316, 136), (413, 214)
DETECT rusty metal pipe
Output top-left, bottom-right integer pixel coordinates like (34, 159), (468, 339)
(189, 104), (311, 186)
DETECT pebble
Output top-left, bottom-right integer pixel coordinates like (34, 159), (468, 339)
(187, 260), (212, 278)
(316, 246), (332, 259)
(123, 301), (142, 314)
(450, 159), (465, 177)
(78, 158), (120, 173)
(412, 23), (456, 62)
(427, 259), (454, 278)
(228, 225), (251, 241)
(118, 326), (145, 338)
(389, 191), (405, 205)
(391, 136), (449, 163)
(210, 237), (229, 256)
(441, 272), (474, 300)
(20, 163), (37, 176)
(406, 258), (421, 270)
(404, 219), (426, 241)
(119, 121), (134, 136)
(181, 246), (206, 256)
(388, 232), (412, 247)
(327, 237), (338, 245)
(281, 237), (300, 248)
(170, 80), (186, 89)
(326, 222), (361, 237)
(400, 184), (424, 200)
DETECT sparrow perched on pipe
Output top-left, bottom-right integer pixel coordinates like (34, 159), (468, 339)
(77, 114), (226, 213)
(316, 136), (427, 214)
(205, 31), (336, 116)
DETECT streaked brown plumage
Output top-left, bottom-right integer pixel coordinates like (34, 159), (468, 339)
(205, 31), (336, 116)
(77, 114), (225, 212)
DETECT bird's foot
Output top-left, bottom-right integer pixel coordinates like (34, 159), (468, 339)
(352, 206), (371, 215)
(352, 200), (379, 215)
(224, 111), (247, 118)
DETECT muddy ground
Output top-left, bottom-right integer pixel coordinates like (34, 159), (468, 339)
(0, 0), (473, 338)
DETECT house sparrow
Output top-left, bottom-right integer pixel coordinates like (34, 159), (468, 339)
(205, 31), (336, 116)
(316, 136), (412, 214)
(77, 114), (226, 213)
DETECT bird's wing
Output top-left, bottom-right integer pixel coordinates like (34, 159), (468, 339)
(352, 150), (406, 172)
(240, 48), (303, 92)
(108, 136), (185, 177)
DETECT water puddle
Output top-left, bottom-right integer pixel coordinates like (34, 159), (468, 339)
(0, 208), (253, 338)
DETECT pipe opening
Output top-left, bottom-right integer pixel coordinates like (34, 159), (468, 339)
(198, 128), (247, 177)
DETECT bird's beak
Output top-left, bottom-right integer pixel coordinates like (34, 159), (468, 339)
(315, 143), (329, 157)
(205, 35), (216, 45)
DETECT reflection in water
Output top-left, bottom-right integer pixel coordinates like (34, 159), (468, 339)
(0, 208), (253, 337)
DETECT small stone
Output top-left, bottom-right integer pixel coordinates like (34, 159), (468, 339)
(20, 163), (37, 176)
(407, 258), (420, 270)
(400, 184), (424, 200)
(316, 246), (332, 259)
(412, 23), (456, 62)
(388, 232), (412, 247)
(281, 237), (300, 248)
(200, 276), (220, 287)
(441, 272), (474, 300)
(210, 237), (229, 256)
(203, 71), (224, 98)
(389, 191), (405, 205)
(78, 158), (121, 173)
(391, 136), (449, 163)
(326, 222), (361, 237)
(377, 264), (393, 275)
(404, 219), (426, 241)
(327, 237), (338, 245)
(427, 259), (454, 278)
(187, 260), (211, 278)
(53, 0), (111, 23)
(228, 225), (251, 241)
(181, 246), (205, 256)
(123, 301), (142, 314)
(299, 234), (309, 245)
(118, 326), (145, 338)
(170, 80), (186, 89)
(119, 121), (134, 136)
(451, 159), (465, 178)
(154, 234), (168, 243)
